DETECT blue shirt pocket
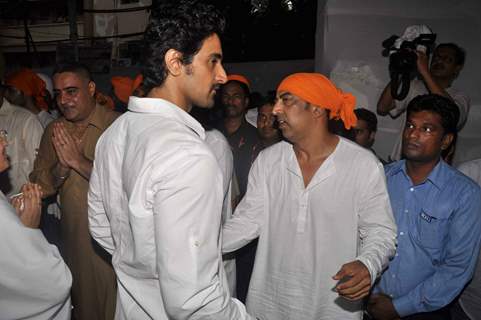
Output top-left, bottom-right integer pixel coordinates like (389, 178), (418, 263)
(413, 208), (450, 250)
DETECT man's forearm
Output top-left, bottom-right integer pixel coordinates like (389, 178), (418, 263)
(377, 82), (395, 116)
(51, 164), (71, 189)
(71, 156), (93, 181)
(420, 70), (452, 99)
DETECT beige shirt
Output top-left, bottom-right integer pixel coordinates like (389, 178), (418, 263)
(0, 98), (43, 196)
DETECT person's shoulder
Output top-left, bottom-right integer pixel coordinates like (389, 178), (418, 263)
(95, 103), (121, 127)
(255, 140), (290, 164)
(337, 137), (382, 166)
(384, 160), (404, 177)
(443, 162), (481, 193)
(205, 128), (228, 147)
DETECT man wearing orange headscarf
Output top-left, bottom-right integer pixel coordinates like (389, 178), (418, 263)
(110, 74), (143, 112)
(0, 70), (44, 196)
(222, 73), (397, 319)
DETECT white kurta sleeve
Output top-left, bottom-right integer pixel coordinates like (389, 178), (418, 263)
(150, 148), (254, 320)
(0, 198), (72, 320)
(356, 158), (398, 286)
(222, 155), (265, 253)
(88, 158), (115, 254)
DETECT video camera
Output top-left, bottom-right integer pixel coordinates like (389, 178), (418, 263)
(382, 25), (436, 100)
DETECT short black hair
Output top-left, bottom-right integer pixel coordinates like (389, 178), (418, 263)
(354, 108), (377, 132)
(406, 94), (460, 135)
(436, 43), (466, 66)
(142, 0), (225, 92)
(257, 91), (276, 112)
(52, 62), (92, 82)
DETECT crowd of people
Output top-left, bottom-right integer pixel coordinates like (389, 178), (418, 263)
(0, 1), (480, 320)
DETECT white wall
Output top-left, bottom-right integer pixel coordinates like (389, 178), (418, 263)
(317, 0), (481, 164)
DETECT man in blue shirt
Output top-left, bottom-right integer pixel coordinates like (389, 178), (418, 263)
(367, 94), (481, 320)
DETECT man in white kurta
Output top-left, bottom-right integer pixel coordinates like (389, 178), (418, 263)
(205, 128), (237, 296)
(223, 73), (397, 319)
(0, 184), (71, 319)
(0, 93), (43, 195)
(88, 2), (253, 319)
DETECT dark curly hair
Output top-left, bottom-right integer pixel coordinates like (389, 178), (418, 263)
(142, 0), (225, 92)
(406, 94), (460, 135)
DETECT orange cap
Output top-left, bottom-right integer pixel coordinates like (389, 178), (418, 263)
(5, 68), (48, 111)
(227, 74), (250, 89)
(111, 74), (143, 104)
(277, 73), (357, 129)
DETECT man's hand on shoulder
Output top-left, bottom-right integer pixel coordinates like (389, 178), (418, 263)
(333, 260), (371, 300)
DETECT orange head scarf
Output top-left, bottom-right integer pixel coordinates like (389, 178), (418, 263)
(5, 68), (48, 111)
(277, 73), (357, 129)
(111, 74), (143, 104)
(227, 74), (250, 89)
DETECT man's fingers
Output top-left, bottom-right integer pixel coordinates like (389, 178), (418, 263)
(337, 276), (370, 295)
(333, 266), (348, 280)
(341, 286), (371, 301)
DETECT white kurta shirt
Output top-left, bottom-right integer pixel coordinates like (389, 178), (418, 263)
(0, 191), (72, 319)
(223, 138), (397, 320)
(0, 98), (43, 195)
(205, 129), (237, 297)
(88, 97), (253, 320)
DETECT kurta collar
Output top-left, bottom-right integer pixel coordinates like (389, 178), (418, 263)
(285, 137), (341, 190)
(128, 97), (205, 139)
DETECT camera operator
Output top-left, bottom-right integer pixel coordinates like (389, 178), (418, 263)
(377, 43), (470, 161)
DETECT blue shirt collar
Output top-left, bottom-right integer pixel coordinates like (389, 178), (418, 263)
(388, 159), (448, 190)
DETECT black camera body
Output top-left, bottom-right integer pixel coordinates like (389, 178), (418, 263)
(382, 33), (437, 100)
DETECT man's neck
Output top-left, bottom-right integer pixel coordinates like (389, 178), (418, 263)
(260, 136), (281, 148)
(148, 84), (191, 112)
(432, 76), (453, 89)
(224, 116), (244, 135)
(405, 158), (440, 185)
(72, 103), (96, 128)
(293, 131), (338, 163)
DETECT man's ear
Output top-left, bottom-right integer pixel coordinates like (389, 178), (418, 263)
(369, 131), (376, 143)
(88, 81), (96, 97)
(164, 49), (184, 77)
(441, 133), (454, 151)
(312, 105), (327, 119)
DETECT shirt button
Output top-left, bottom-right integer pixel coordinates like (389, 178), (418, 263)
(400, 232), (404, 236)
(395, 253), (399, 257)
(392, 274), (396, 278)
(404, 209), (409, 213)
(410, 188), (414, 192)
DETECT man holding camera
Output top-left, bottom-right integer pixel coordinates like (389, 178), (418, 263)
(377, 43), (469, 161)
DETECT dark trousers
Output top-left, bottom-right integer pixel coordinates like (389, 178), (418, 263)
(235, 238), (258, 303)
(364, 305), (451, 320)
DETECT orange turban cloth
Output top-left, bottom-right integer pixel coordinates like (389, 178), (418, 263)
(277, 73), (357, 129)
(111, 74), (143, 104)
(5, 68), (48, 111)
(227, 74), (250, 89)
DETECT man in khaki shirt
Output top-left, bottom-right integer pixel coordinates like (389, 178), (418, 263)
(30, 63), (118, 320)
